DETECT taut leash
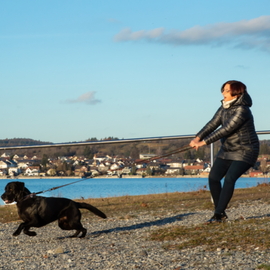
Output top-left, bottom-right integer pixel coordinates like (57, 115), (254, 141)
(135, 144), (193, 164)
(31, 144), (193, 196)
(33, 177), (94, 196)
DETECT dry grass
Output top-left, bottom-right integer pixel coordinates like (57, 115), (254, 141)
(150, 218), (270, 252)
(147, 182), (270, 252)
(0, 204), (21, 223)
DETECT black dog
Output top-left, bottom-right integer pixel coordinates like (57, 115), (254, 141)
(1, 181), (106, 238)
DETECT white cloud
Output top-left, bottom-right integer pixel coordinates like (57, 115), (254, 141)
(114, 16), (270, 52)
(65, 91), (101, 105)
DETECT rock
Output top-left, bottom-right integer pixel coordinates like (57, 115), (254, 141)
(54, 247), (64, 254)
(139, 250), (148, 257)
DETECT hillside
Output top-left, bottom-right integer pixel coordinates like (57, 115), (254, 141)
(0, 138), (51, 147)
(0, 137), (269, 161)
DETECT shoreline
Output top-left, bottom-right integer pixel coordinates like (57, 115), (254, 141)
(0, 174), (267, 180)
(0, 174), (268, 180)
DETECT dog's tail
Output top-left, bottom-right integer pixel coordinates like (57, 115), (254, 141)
(76, 202), (107, 219)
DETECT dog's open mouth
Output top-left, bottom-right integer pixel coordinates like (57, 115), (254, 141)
(4, 200), (15, 205)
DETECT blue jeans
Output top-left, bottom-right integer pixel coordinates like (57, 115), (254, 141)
(208, 158), (251, 215)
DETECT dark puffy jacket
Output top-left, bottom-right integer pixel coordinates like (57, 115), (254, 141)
(196, 93), (259, 166)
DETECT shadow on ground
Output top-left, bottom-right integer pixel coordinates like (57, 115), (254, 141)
(89, 212), (195, 237)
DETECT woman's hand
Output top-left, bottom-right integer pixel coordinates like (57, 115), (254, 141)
(189, 136), (206, 151)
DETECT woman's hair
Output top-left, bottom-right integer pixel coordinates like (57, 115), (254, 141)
(221, 80), (247, 97)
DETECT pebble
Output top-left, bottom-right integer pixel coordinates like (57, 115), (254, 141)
(1, 200), (270, 269)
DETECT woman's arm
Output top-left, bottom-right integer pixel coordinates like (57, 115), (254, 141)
(189, 106), (222, 150)
(196, 107), (222, 141)
(203, 106), (251, 145)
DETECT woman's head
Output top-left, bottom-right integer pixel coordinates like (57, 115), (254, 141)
(221, 80), (247, 98)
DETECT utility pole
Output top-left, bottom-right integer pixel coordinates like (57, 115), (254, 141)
(210, 143), (214, 167)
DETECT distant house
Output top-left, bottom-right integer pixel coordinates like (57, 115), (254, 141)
(58, 156), (69, 162)
(184, 165), (204, 175)
(200, 166), (211, 176)
(89, 166), (99, 176)
(94, 154), (107, 163)
(165, 167), (181, 175)
(167, 161), (183, 168)
(1, 153), (10, 158)
(74, 166), (88, 177)
(9, 167), (21, 176)
(110, 163), (120, 171)
(98, 163), (109, 173)
(31, 155), (40, 160)
(13, 154), (23, 160)
(250, 171), (264, 177)
(17, 161), (32, 169)
(148, 162), (162, 170)
(73, 160), (80, 166)
(122, 167), (132, 175)
(139, 154), (156, 160)
(136, 168), (147, 175)
(0, 160), (17, 169)
(135, 162), (145, 169)
(0, 169), (7, 176)
(0, 160), (8, 169)
(25, 166), (40, 176)
(47, 168), (56, 176)
(107, 169), (118, 176)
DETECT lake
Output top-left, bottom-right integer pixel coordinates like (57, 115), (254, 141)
(0, 176), (267, 205)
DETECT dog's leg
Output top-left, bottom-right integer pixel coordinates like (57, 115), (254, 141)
(13, 214), (42, 237)
(69, 230), (81, 238)
(13, 223), (37, 237)
(69, 228), (87, 238)
(23, 227), (37, 236)
(79, 228), (87, 238)
(13, 223), (25, 236)
(59, 219), (87, 238)
(58, 207), (87, 238)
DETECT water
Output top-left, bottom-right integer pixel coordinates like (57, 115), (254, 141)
(0, 177), (266, 205)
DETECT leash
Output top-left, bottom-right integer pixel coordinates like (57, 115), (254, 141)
(34, 177), (94, 195)
(23, 177), (95, 200)
(135, 144), (193, 165)
(30, 144), (193, 196)
(107, 144), (193, 173)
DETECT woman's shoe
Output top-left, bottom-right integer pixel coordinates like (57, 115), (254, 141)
(221, 211), (228, 220)
(207, 213), (222, 223)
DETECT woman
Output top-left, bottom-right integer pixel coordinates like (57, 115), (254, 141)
(190, 80), (259, 222)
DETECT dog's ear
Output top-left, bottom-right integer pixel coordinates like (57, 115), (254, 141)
(14, 181), (25, 191)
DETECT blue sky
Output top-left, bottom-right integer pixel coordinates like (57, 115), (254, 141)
(1, 0), (270, 143)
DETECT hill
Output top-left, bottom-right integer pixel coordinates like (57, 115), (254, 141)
(0, 137), (269, 161)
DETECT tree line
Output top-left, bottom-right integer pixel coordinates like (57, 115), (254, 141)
(1, 138), (270, 160)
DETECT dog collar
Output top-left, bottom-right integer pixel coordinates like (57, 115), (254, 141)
(23, 193), (36, 201)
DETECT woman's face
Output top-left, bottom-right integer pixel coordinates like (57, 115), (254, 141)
(222, 84), (235, 101)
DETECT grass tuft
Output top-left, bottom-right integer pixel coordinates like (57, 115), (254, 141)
(258, 264), (270, 270)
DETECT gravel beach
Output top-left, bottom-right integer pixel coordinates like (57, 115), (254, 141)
(1, 201), (270, 269)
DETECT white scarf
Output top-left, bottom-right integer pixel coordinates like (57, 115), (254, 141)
(222, 97), (237, 109)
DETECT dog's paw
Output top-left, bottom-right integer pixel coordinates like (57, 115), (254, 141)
(25, 231), (37, 236)
(13, 231), (20, 237)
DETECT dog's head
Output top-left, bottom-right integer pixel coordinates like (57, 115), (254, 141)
(1, 181), (31, 204)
